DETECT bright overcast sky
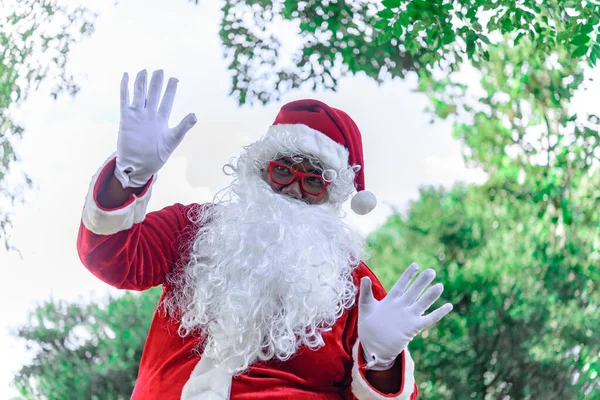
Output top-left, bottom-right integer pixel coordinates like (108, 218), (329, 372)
(2, 0), (598, 397)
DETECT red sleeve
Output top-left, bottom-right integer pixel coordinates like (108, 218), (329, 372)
(76, 156), (198, 291)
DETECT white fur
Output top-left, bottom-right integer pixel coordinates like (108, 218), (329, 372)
(181, 356), (232, 400)
(265, 123), (350, 173)
(351, 190), (377, 215)
(351, 341), (415, 400)
(82, 153), (155, 235)
(237, 125), (357, 205)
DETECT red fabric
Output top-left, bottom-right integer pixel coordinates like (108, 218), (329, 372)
(272, 99), (366, 192)
(76, 165), (413, 399)
(355, 343), (418, 399)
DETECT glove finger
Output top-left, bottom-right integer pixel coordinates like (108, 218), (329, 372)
(387, 262), (419, 299)
(358, 277), (375, 308)
(414, 283), (443, 315)
(419, 303), (453, 329)
(120, 72), (130, 115)
(146, 69), (164, 113)
(158, 77), (178, 121)
(131, 69), (148, 109)
(162, 113), (197, 159)
(402, 268), (436, 306)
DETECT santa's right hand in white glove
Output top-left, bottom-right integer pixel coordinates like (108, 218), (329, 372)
(115, 69), (197, 188)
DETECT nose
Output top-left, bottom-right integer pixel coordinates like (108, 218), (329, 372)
(281, 178), (303, 200)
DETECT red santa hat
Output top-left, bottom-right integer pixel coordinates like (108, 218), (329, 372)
(265, 99), (377, 215)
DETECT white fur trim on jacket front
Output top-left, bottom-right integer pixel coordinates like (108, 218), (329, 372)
(265, 124), (350, 171)
(351, 341), (416, 400)
(81, 153), (155, 235)
(181, 356), (232, 400)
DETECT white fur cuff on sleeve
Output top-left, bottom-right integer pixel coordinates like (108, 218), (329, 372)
(81, 154), (155, 235)
(351, 341), (416, 400)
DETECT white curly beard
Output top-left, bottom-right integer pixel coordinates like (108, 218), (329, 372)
(164, 170), (364, 375)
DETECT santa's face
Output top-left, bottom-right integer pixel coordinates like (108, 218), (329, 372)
(262, 156), (330, 205)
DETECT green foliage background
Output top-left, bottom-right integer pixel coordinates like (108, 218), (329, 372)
(6, 0), (600, 399)
(0, 0), (95, 250)
(12, 288), (161, 400)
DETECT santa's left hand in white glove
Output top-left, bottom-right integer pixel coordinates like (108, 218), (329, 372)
(358, 263), (453, 370)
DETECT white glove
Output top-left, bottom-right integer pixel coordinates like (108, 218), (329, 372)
(358, 263), (453, 370)
(115, 69), (197, 188)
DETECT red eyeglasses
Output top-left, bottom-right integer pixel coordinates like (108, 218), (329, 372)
(268, 161), (330, 196)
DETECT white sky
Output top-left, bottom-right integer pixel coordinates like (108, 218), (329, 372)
(1, 0), (598, 397)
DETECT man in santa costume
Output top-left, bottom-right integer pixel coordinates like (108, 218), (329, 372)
(78, 69), (453, 399)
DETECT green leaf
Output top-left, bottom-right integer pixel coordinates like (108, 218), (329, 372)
(377, 29), (393, 45)
(572, 45), (589, 58)
(373, 19), (390, 30)
(590, 44), (600, 67)
(466, 34), (477, 57)
(393, 20), (404, 37)
(382, 0), (402, 9)
(515, 32), (526, 44)
(442, 31), (456, 45)
(479, 34), (491, 45)
(581, 23), (594, 34)
(397, 12), (410, 27)
(378, 9), (396, 19)
(589, 50), (597, 67)
(572, 34), (590, 46)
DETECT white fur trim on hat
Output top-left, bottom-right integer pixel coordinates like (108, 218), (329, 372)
(351, 341), (415, 400)
(351, 190), (377, 215)
(181, 356), (232, 400)
(81, 153), (155, 235)
(265, 123), (350, 171)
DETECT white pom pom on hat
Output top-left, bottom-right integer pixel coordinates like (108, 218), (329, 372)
(269, 99), (377, 215)
(351, 190), (377, 215)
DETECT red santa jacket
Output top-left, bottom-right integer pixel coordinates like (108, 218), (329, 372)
(77, 156), (417, 400)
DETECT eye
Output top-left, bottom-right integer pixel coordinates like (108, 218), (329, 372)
(275, 165), (291, 174)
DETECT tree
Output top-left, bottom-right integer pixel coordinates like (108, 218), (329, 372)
(0, 0), (96, 249)
(217, 0), (600, 105)
(366, 35), (600, 399)
(369, 183), (598, 398)
(11, 287), (161, 399)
